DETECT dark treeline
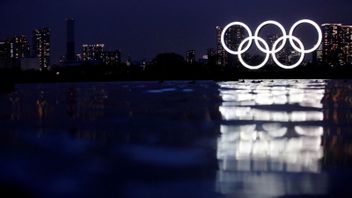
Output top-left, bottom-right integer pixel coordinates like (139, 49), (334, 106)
(1, 53), (352, 85)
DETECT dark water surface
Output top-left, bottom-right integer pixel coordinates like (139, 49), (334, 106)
(1, 80), (352, 197)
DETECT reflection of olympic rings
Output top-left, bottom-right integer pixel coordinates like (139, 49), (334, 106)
(221, 19), (322, 70)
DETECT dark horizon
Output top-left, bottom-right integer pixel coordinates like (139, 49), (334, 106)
(1, 0), (352, 63)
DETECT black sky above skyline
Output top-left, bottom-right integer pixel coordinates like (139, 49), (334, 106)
(0, 0), (352, 63)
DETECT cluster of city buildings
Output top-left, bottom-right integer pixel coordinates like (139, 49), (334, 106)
(0, 18), (122, 71)
(80, 44), (121, 66)
(0, 28), (50, 70)
(315, 23), (352, 66)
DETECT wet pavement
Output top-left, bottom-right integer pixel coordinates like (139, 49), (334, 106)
(1, 80), (352, 197)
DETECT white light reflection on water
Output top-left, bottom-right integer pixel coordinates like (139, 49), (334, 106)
(216, 80), (328, 197)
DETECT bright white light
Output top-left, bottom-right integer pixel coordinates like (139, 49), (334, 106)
(295, 126), (324, 137)
(272, 35), (305, 69)
(216, 80), (327, 191)
(254, 20), (287, 53)
(289, 19), (323, 54)
(238, 36), (270, 70)
(221, 22), (253, 55)
(220, 19), (323, 70)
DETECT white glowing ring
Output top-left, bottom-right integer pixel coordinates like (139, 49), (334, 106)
(254, 20), (287, 53)
(238, 36), (271, 70)
(272, 35), (305, 69)
(221, 22), (252, 55)
(220, 19), (322, 70)
(289, 19), (322, 54)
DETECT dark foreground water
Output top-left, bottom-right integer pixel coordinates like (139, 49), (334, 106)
(1, 80), (352, 197)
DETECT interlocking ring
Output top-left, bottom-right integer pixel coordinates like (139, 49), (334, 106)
(238, 36), (270, 70)
(221, 22), (253, 55)
(221, 19), (322, 70)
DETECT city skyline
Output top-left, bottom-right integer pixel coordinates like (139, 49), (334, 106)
(2, 19), (352, 66)
(1, 20), (352, 69)
(1, 0), (352, 63)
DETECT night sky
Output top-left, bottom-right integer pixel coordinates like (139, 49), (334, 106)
(0, 0), (351, 63)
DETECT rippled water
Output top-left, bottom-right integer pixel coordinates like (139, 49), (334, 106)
(218, 80), (327, 197)
(1, 80), (352, 197)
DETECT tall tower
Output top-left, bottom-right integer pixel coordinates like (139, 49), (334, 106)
(216, 25), (245, 66)
(10, 35), (30, 60)
(216, 26), (228, 66)
(321, 24), (343, 66)
(320, 23), (352, 66)
(33, 28), (51, 70)
(66, 18), (75, 62)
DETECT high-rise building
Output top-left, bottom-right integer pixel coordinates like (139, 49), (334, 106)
(186, 50), (196, 64)
(66, 18), (76, 62)
(216, 26), (228, 66)
(216, 25), (245, 66)
(313, 43), (323, 63)
(82, 44), (104, 62)
(9, 35), (30, 60)
(102, 50), (121, 65)
(320, 23), (352, 66)
(33, 28), (51, 70)
(0, 35), (30, 69)
(0, 36), (30, 60)
(342, 25), (352, 64)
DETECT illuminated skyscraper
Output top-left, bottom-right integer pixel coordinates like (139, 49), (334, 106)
(33, 28), (51, 70)
(341, 25), (352, 64)
(186, 50), (196, 64)
(66, 18), (76, 62)
(216, 25), (245, 66)
(320, 23), (352, 66)
(82, 44), (104, 62)
(0, 35), (30, 68)
(9, 35), (30, 60)
(216, 26), (227, 66)
(313, 43), (323, 63)
(1, 36), (30, 60)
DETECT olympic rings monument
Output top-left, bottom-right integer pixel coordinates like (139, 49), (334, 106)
(221, 19), (322, 70)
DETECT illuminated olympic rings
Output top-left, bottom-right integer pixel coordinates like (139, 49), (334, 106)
(220, 19), (322, 70)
